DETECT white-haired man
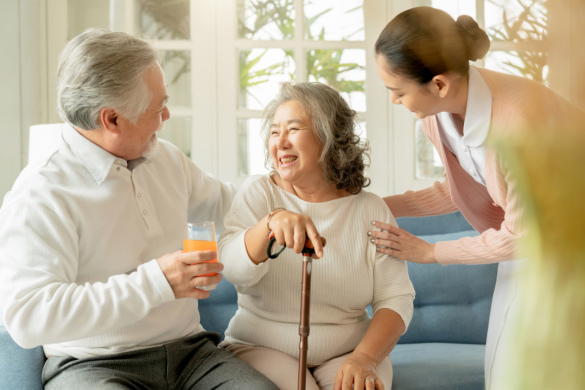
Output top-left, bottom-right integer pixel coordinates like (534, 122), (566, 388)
(0, 29), (277, 389)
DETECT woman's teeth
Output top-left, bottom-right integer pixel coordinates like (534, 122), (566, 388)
(280, 156), (298, 164)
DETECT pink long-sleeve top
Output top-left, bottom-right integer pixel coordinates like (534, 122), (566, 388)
(386, 67), (585, 265)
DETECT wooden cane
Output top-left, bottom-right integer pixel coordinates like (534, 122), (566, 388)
(266, 232), (326, 390)
(298, 237), (326, 390)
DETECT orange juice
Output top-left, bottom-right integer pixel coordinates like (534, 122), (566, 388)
(183, 239), (218, 276)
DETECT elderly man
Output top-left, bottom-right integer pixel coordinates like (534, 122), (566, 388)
(0, 29), (277, 389)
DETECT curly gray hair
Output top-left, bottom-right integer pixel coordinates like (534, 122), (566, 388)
(261, 82), (370, 194)
(57, 28), (159, 130)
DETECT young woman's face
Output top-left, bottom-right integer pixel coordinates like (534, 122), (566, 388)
(375, 55), (442, 119)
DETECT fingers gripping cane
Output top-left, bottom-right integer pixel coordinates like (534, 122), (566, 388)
(267, 232), (326, 390)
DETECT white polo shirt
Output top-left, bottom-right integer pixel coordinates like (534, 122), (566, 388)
(437, 66), (492, 186)
(0, 124), (236, 358)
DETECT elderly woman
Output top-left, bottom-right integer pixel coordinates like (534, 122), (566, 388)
(218, 82), (414, 390)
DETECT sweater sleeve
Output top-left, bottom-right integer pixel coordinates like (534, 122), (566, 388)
(0, 198), (175, 349)
(369, 197), (415, 330)
(218, 176), (273, 287)
(385, 176), (459, 218)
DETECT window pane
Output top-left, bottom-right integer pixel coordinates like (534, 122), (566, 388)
(158, 116), (192, 158)
(307, 49), (366, 112)
(237, 0), (295, 40)
(67, 0), (109, 40)
(239, 49), (296, 110)
(238, 119), (270, 176)
(486, 0), (547, 41)
(136, 0), (190, 40)
(415, 121), (444, 180)
(160, 50), (191, 107)
(484, 51), (548, 85)
(304, 0), (364, 41)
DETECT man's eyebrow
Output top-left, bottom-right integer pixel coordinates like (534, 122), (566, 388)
(386, 86), (400, 91)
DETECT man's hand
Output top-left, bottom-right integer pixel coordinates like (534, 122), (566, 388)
(157, 250), (224, 299)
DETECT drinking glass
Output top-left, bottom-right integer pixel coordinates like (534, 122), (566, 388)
(184, 221), (218, 291)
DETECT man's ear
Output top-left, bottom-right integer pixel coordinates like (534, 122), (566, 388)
(430, 74), (450, 98)
(100, 108), (120, 135)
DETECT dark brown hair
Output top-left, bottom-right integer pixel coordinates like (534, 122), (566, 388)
(375, 7), (490, 84)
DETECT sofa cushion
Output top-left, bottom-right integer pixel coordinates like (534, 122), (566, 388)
(391, 343), (485, 390)
(399, 260), (497, 344)
(395, 214), (498, 345)
(199, 278), (238, 339)
(395, 212), (476, 236)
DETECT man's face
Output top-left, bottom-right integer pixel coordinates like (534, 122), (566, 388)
(116, 63), (170, 160)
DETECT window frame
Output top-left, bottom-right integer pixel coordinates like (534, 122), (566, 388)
(42, 0), (558, 198)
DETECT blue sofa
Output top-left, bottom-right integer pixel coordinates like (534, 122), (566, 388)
(0, 212), (496, 389)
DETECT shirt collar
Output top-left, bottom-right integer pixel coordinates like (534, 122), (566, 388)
(62, 124), (123, 185)
(440, 66), (492, 147)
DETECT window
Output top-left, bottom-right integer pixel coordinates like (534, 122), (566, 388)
(46, 0), (550, 196)
(210, 1), (392, 193)
(216, 0), (381, 188)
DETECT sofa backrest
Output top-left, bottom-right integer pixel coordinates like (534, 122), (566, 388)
(395, 213), (498, 345)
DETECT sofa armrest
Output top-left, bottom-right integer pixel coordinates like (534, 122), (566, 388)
(0, 323), (45, 390)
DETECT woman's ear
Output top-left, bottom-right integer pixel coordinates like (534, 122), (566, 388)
(100, 108), (120, 135)
(430, 74), (451, 98)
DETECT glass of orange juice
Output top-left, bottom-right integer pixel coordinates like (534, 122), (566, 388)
(184, 221), (218, 291)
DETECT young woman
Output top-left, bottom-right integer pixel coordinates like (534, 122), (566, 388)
(369, 7), (585, 389)
(219, 82), (415, 390)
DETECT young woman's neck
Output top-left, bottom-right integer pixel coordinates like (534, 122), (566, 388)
(449, 73), (469, 124)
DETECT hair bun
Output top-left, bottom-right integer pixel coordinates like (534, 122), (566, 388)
(456, 15), (490, 61)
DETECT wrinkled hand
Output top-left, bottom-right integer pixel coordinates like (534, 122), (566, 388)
(369, 221), (436, 264)
(157, 250), (224, 299)
(269, 211), (323, 258)
(334, 351), (384, 390)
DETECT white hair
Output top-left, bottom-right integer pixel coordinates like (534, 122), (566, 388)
(57, 28), (159, 130)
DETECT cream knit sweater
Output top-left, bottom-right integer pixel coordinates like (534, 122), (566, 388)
(219, 175), (415, 365)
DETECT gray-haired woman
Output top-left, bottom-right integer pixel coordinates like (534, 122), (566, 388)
(218, 82), (415, 390)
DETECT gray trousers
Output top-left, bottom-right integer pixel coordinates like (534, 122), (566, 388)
(42, 332), (278, 390)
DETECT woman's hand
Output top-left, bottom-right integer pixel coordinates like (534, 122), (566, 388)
(369, 221), (436, 264)
(269, 210), (323, 258)
(334, 351), (384, 390)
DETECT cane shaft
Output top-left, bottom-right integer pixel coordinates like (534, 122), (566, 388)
(298, 257), (312, 390)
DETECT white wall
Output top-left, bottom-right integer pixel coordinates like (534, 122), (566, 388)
(0, 0), (23, 204)
(0, 0), (43, 206)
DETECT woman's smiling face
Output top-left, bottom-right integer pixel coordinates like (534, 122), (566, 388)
(375, 55), (442, 119)
(268, 100), (323, 186)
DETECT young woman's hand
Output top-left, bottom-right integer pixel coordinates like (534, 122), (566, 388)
(334, 351), (384, 390)
(268, 210), (323, 258)
(369, 221), (436, 264)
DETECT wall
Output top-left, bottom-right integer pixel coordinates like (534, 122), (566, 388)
(0, 0), (23, 205)
(0, 0), (43, 206)
(548, 0), (585, 112)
